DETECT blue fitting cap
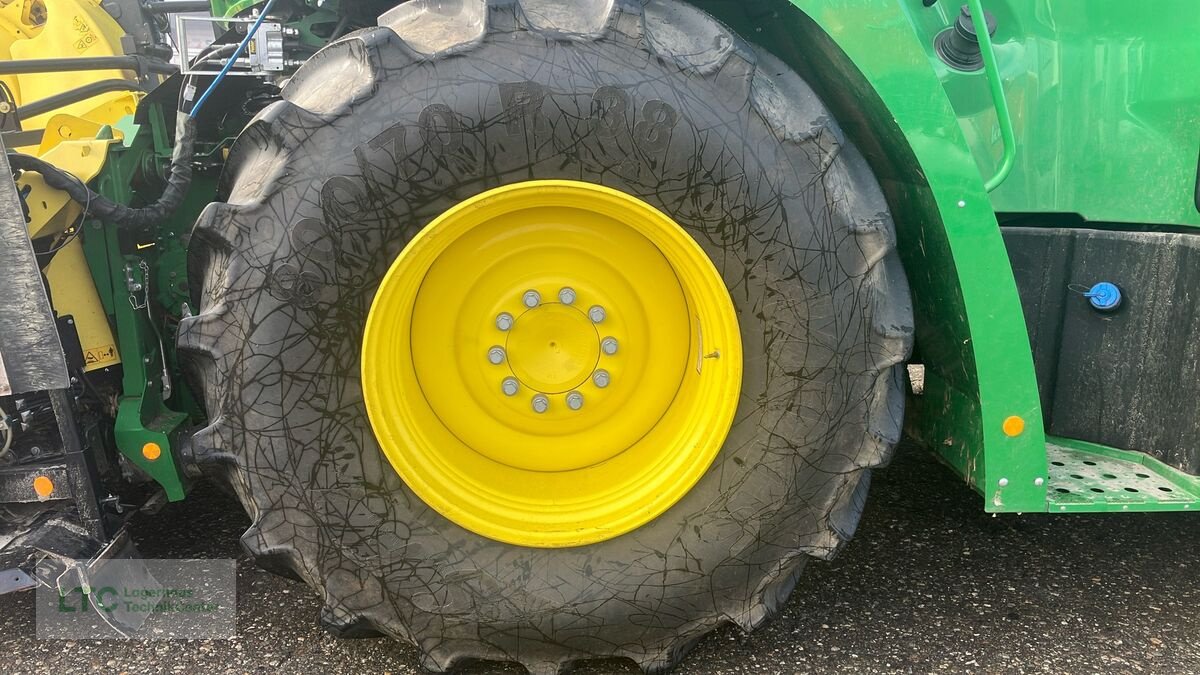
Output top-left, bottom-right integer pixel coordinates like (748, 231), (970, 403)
(1084, 282), (1122, 311)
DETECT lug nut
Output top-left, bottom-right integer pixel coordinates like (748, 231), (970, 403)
(501, 377), (519, 396)
(566, 391), (584, 410)
(523, 290), (541, 308)
(531, 394), (549, 414)
(588, 305), (606, 323)
(495, 312), (514, 331)
(592, 369), (610, 388)
(558, 287), (576, 305)
(487, 346), (506, 365)
(601, 337), (618, 355)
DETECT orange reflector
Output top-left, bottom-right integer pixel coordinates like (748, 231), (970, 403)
(142, 442), (162, 461)
(32, 476), (54, 498)
(1002, 415), (1026, 437)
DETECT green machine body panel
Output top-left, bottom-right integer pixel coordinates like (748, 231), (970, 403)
(700, 0), (1200, 513)
(933, 2), (1200, 228)
(703, 0), (1048, 510)
(80, 108), (213, 502)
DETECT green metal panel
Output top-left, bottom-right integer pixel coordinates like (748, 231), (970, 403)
(1047, 437), (1200, 513)
(211, 0), (327, 22)
(81, 112), (191, 501)
(734, 0), (1200, 513)
(732, 0), (1048, 511)
(209, 0), (260, 18)
(909, 1), (1200, 227)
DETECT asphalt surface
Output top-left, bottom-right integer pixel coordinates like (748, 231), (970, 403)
(3, 442), (1199, 674)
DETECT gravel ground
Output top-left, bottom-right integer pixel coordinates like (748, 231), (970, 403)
(2, 441), (1199, 674)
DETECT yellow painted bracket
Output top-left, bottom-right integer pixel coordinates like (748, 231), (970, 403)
(18, 115), (122, 371)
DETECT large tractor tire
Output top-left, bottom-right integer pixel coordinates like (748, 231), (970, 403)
(179, 0), (913, 672)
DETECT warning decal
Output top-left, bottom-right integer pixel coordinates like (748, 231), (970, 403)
(84, 344), (119, 367)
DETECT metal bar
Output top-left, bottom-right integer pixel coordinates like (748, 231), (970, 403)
(967, 0), (1015, 192)
(17, 80), (145, 120)
(0, 56), (176, 76)
(48, 390), (106, 541)
(0, 569), (36, 594)
(144, 1), (213, 13)
(0, 129), (44, 147)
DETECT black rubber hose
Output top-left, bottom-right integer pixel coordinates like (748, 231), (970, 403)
(17, 79), (145, 119)
(8, 112), (196, 230)
(0, 56), (177, 76)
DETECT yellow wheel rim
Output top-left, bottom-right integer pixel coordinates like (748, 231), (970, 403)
(362, 180), (742, 547)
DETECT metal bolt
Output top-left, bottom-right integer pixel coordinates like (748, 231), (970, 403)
(588, 305), (606, 323)
(558, 287), (576, 305)
(601, 337), (619, 355)
(531, 394), (549, 414)
(487, 346), (506, 365)
(957, 200), (966, 208)
(501, 377), (519, 396)
(523, 290), (541, 308)
(495, 312), (514, 331)
(998, 477), (1009, 487)
(29, 446), (41, 456)
(592, 369), (611, 388)
(566, 391), (584, 410)
(1034, 477), (1045, 487)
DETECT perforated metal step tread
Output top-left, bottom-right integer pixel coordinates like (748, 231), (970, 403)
(1046, 439), (1200, 512)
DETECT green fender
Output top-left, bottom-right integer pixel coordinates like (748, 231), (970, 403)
(697, 0), (1048, 511)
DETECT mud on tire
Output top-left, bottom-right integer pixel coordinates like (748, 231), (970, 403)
(178, 0), (914, 671)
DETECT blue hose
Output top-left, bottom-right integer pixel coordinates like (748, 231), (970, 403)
(189, 0), (280, 118)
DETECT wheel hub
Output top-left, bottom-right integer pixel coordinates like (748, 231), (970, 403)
(504, 301), (600, 396)
(361, 180), (742, 547)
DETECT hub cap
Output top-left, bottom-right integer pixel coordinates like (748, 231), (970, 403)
(362, 180), (742, 547)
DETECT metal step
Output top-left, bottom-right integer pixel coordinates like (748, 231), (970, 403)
(1046, 437), (1200, 512)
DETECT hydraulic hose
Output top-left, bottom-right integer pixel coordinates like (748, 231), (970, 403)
(16, 79), (145, 119)
(189, 0), (280, 118)
(0, 55), (177, 76)
(7, 112), (197, 229)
